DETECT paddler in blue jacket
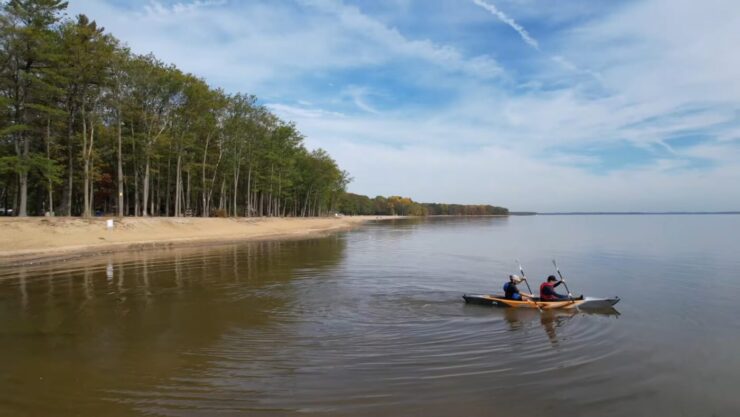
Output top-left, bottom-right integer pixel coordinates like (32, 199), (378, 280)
(503, 275), (533, 300)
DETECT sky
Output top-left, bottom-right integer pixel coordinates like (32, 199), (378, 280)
(66, 0), (740, 212)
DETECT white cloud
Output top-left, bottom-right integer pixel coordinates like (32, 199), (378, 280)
(343, 86), (381, 114)
(70, 0), (502, 97)
(142, 0), (227, 19)
(320, 141), (740, 212)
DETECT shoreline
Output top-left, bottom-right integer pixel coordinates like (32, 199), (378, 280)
(0, 216), (398, 266)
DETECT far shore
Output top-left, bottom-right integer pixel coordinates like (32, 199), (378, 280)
(0, 216), (400, 266)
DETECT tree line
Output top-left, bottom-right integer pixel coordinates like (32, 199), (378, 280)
(0, 0), (348, 217)
(337, 193), (508, 216)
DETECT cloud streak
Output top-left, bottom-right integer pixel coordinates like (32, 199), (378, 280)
(472, 0), (539, 49)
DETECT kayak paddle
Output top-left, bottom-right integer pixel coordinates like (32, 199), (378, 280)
(516, 259), (542, 312)
(552, 259), (576, 305)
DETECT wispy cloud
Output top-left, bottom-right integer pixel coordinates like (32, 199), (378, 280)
(143, 0), (227, 18)
(344, 86), (381, 114)
(472, 0), (539, 49)
(301, 0), (503, 79)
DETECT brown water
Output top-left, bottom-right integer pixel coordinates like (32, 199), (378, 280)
(1, 216), (739, 416)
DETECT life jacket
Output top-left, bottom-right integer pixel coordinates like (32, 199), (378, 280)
(539, 282), (557, 301)
(503, 282), (518, 299)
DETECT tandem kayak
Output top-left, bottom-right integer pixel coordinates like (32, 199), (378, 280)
(462, 294), (620, 310)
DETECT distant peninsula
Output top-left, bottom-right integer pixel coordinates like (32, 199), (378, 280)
(337, 193), (508, 216)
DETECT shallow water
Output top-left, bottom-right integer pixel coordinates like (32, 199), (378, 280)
(1, 215), (739, 416)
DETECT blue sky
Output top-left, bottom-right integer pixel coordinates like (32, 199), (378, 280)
(68, 0), (740, 211)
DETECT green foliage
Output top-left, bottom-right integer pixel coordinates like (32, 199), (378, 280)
(0, 124), (31, 137)
(0, 152), (61, 181)
(0, 155), (17, 173)
(337, 193), (508, 216)
(423, 202), (508, 216)
(0, 1), (350, 216)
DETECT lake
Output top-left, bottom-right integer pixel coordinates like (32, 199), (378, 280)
(1, 215), (739, 416)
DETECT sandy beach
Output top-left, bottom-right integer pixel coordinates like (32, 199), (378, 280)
(0, 216), (392, 265)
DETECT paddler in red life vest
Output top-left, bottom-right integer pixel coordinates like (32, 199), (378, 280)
(503, 275), (533, 301)
(539, 275), (569, 301)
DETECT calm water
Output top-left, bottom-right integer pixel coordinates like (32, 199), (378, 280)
(1, 216), (739, 416)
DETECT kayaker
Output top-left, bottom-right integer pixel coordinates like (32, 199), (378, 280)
(504, 275), (532, 300)
(539, 275), (569, 301)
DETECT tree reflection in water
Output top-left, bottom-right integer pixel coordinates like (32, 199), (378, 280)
(0, 236), (348, 416)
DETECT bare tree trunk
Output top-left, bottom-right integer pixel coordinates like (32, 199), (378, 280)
(276, 170), (281, 217)
(219, 178), (226, 211)
(134, 164), (139, 216)
(61, 112), (75, 216)
(233, 162), (240, 217)
(205, 140), (223, 217)
(149, 170), (155, 216)
(203, 136), (224, 217)
(267, 164), (274, 216)
(15, 115), (29, 216)
(259, 191), (264, 217)
(252, 191), (257, 217)
(245, 164), (252, 217)
(90, 154), (95, 216)
(174, 153), (182, 217)
(12, 176), (18, 216)
(302, 187), (311, 217)
(82, 107), (90, 218)
(201, 133), (210, 217)
(117, 108), (124, 217)
(142, 155), (150, 217)
(180, 176), (185, 216)
(156, 168), (161, 216)
(64, 143), (73, 216)
(14, 106), (28, 216)
(123, 170), (129, 216)
(46, 117), (54, 215)
(131, 122), (139, 216)
(165, 142), (172, 216)
(17, 150), (27, 216)
(186, 168), (191, 212)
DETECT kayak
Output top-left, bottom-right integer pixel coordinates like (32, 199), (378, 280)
(462, 293), (620, 310)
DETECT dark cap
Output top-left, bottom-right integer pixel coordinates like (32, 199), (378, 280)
(547, 275), (557, 282)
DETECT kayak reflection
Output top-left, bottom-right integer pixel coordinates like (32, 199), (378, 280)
(502, 307), (620, 346)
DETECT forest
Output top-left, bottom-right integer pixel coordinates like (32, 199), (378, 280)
(337, 193), (508, 216)
(0, 0), (349, 217)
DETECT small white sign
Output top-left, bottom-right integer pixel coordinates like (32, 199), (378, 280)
(106, 219), (114, 230)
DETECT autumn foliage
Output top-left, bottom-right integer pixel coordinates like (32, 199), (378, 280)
(337, 193), (508, 216)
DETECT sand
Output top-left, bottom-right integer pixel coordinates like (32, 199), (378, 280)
(0, 216), (392, 265)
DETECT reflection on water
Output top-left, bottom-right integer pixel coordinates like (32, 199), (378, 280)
(501, 308), (620, 347)
(0, 237), (347, 416)
(1, 216), (740, 416)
